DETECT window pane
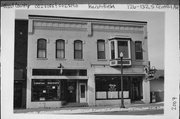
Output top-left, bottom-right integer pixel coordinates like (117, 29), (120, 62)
(31, 79), (61, 101)
(136, 52), (143, 59)
(56, 50), (64, 58)
(135, 42), (142, 52)
(135, 41), (143, 60)
(98, 41), (105, 51)
(98, 51), (105, 59)
(38, 39), (46, 49)
(118, 41), (129, 58)
(37, 39), (46, 58)
(38, 50), (46, 58)
(75, 50), (82, 59)
(80, 85), (85, 98)
(56, 40), (64, 50)
(108, 91), (118, 99)
(75, 41), (82, 50)
(97, 40), (105, 59)
(96, 92), (107, 99)
(111, 41), (115, 59)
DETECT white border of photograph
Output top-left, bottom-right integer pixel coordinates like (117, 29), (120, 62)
(1, 4), (179, 119)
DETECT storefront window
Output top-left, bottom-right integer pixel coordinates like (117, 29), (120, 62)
(31, 79), (61, 101)
(95, 76), (130, 100)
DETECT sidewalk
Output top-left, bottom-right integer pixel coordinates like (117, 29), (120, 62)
(14, 102), (164, 114)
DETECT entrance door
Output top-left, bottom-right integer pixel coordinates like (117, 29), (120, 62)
(79, 83), (87, 103)
(131, 79), (142, 101)
(67, 81), (76, 102)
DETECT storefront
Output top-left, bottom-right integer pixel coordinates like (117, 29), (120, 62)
(31, 79), (87, 103)
(95, 75), (143, 105)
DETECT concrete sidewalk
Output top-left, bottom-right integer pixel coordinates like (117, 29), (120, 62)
(14, 102), (164, 114)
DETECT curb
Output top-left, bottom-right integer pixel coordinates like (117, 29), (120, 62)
(24, 106), (164, 114)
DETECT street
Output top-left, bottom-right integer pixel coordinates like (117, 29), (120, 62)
(76, 109), (164, 115)
(14, 102), (164, 115)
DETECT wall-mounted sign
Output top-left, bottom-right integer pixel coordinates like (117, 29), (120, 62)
(34, 82), (45, 85)
(47, 82), (59, 85)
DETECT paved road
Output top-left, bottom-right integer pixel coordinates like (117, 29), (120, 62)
(72, 109), (164, 115)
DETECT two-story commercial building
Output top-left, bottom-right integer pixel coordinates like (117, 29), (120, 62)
(27, 15), (150, 108)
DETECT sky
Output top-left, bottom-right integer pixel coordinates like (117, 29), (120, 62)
(16, 10), (165, 69)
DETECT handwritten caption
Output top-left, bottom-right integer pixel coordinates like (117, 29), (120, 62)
(127, 4), (179, 10)
(1, 3), (179, 10)
(171, 97), (177, 110)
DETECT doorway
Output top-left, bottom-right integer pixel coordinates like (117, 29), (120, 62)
(67, 81), (76, 102)
(131, 78), (143, 101)
(79, 83), (87, 103)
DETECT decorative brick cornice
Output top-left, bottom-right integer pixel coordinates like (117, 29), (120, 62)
(33, 20), (86, 30)
(29, 15), (147, 35)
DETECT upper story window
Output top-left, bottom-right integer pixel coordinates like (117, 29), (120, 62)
(109, 37), (132, 66)
(135, 41), (143, 60)
(118, 41), (129, 58)
(56, 39), (65, 59)
(74, 40), (83, 59)
(111, 41), (115, 59)
(37, 38), (47, 58)
(97, 40), (106, 59)
(109, 38), (131, 60)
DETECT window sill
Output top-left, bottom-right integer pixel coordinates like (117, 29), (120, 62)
(110, 58), (131, 61)
(56, 58), (67, 61)
(135, 59), (144, 61)
(37, 58), (48, 60)
(97, 59), (108, 61)
(74, 59), (84, 61)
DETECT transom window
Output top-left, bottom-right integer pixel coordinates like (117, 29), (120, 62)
(97, 40), (105, 59)
(74, 40), (83, 59)
(37, 38), (47, 58)
(56, 39), (65, 59)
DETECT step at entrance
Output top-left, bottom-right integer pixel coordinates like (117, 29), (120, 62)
(132, 100), (144, 104)
(63, 103), (88, 107)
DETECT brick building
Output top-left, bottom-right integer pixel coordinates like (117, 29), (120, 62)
(26, 15), (150, 108)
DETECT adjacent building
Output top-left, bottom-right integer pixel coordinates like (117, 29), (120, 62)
(14, 20), (28, 109)
(150, 69), (164, 102)
(26, 15), (150, 108)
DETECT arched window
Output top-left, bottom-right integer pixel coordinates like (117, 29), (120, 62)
(56, 39), (65, 59)
(37, 38), (47, 58)
(74, 40), (83, 59)
(97, 40), (105, 59)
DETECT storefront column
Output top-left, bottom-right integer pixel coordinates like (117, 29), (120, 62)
(26, 67), (32, 108)
(142, 78), (150, 103)
(87, 68), (95, 106)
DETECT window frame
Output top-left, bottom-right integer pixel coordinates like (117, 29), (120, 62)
(37, 38), (47, 58)
(109, 38), (131, 60)
(31, 79), (61, 102)
(95, 76), (130, 100)
(56, 39), (65, 59)
(74, 40), (83, 59)
(97, 39), (106, 59)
